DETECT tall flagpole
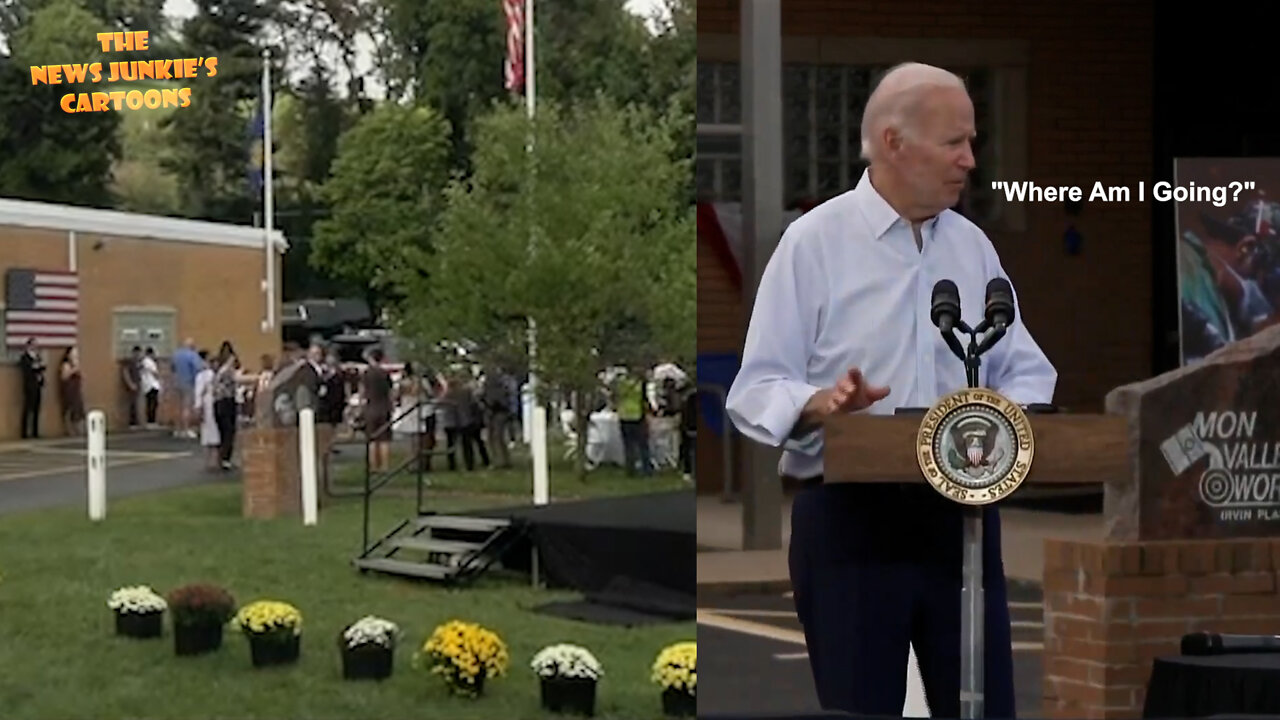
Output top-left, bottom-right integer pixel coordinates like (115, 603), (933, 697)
(525, 0), (537, 398)
(525, 0), (550, 510)
(261, 47), (275, 332)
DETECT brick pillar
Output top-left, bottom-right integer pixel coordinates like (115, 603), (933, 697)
(1042, 538), (1280, 719)
(241, 424), (333, 519)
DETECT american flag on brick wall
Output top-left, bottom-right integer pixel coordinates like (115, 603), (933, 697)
(503, 0), (525, 93)
(5, 269), (78, 348)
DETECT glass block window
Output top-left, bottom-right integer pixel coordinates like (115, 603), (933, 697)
(697, 61), (1001, 223)
(696, 62), (742, 202)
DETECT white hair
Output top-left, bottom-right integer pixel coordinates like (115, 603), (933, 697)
(859, 62), (967, 162)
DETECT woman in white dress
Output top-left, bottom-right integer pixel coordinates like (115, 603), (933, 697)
(192, 350), (220, 471)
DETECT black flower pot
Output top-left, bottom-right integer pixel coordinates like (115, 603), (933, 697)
(446, 670), (486, 696)
(174, 620), (224, 656)
(341, 642), (393, 680)
(540, 676), (597, 716)
(661, 688), (696, 717)
(249, 633), (301, 668)
(115, 611), (163, 639)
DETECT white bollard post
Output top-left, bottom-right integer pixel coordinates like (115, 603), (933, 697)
(521, 382), (534, 444)
(532, 405), (549, 506)
(299, 408), (318, 526)
(87, 410), (106, 521)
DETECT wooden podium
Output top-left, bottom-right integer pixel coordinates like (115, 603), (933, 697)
(820, 406), (1128, 719)
(822, 411), (1128, 488)
(810, 327), (1280, 718)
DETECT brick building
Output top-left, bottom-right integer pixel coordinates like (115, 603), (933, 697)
(695, 0), (1154, 496)
(0, 197), (286, 439)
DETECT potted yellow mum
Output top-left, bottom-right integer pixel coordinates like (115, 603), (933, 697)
(651, 641), (696, 717)
(233, 600), (303, 668)
(417, 619), (509, 697)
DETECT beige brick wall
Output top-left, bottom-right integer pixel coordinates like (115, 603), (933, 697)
(0, 226), (282, 439)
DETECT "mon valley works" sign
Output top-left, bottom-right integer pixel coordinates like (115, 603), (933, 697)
(1162, 410), (1280, 523)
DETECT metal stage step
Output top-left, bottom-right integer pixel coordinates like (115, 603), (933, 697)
(352, 557), (451, 580)
(388, 536), (484, 555)
(355, 514), (520, 585)
(413, 515), (511, 532)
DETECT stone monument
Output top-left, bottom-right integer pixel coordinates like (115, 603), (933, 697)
(242, 359), (332, 519)
(1042, 325), (1280, 718)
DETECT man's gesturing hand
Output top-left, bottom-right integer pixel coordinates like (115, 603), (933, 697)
(790, 367), (893, 439)
(825, 367), (891, 414)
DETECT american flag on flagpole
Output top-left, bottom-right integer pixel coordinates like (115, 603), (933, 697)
(5, 269), (78, 348)
(503, 0), (525, 94)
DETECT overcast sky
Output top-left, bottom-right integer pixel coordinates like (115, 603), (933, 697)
(162, 0), (668, 99)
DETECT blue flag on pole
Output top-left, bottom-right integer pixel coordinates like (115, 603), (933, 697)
(246, 99), (264, 196)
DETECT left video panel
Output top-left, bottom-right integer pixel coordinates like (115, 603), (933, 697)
(0, 0), (697, 717)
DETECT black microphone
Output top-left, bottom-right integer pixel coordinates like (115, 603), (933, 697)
(930, 280), (961, 333)
(1182, 631), (1280, 656)
(984, 278), (1015, 330)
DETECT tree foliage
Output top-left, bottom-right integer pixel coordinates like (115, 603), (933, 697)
(395, 97), (693, 468)
(159, 0), (274, 222)
(0, 0), (120, 206)
(309, 102), (451, 311)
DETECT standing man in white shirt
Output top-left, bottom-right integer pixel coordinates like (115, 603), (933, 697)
(726, 62), (1057, 718)
(140, 346), (163, 429)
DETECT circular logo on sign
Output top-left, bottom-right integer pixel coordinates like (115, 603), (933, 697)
(1198, 468), (1233, 507)
(916, 389), (1035, 506)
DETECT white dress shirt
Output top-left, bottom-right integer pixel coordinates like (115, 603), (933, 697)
(725, 169), (1058, 480)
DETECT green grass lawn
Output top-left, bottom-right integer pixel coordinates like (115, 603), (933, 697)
(0, 466), (695, 719)
(329, 437), (690, 500)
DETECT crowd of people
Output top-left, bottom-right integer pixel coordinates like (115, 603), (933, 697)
(13, 334), (694, 483)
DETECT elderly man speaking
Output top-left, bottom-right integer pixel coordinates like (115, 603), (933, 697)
(726, 62), (1057, 717)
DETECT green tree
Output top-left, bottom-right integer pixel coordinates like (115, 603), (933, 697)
(373, 0), (654, 174)
(0, 0), (168, 39)
(160, 0), (276, 223)
(309, 103), (451, 311)
(112, 109), (183, 214)
(0, 0), (120, 206)
(396, 97), (693, 476)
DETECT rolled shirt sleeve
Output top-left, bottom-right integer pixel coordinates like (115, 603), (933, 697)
(726, 226), (826, 452)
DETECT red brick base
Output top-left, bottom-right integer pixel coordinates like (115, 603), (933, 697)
(1042, 538), (1280, 718)
(241, 425), (333, 519)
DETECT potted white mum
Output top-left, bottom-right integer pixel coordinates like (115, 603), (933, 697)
(339, 616), (399, 681)
(107, 585), (167, 639)
(531, 643), (603, 716)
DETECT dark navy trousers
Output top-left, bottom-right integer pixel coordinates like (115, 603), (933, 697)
(788, 482), (1016, 718)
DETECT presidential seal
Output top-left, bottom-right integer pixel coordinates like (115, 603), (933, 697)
(916, 388), (1034, 505)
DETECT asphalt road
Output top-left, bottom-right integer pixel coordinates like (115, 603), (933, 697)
(698, 579), (1045, 718)
(0, 432), (220, 516)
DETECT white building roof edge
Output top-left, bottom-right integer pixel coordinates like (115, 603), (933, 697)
(0, 197), (288, 251)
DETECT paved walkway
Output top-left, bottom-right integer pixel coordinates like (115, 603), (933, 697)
(697, 494), (1104, 590)
(0, 431), (218, 516)
(697, 493), (1105, 718)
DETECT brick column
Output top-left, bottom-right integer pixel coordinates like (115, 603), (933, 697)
(1042, 538), (1280, 719)
(241, 424), (333, 519)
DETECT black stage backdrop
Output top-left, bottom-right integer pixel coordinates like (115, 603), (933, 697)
(474, 490), (696, 619)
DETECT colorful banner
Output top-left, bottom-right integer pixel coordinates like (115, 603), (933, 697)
(1175, 158), (1280, 366)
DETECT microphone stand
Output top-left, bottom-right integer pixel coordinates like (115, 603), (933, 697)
(940, 316), (1006, 720)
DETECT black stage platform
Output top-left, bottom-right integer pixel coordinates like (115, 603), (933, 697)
(471, 489), (696, 622)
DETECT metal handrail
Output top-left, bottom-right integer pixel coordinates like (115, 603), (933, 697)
(696, 383), (736, 502)
(355, 397), (463, 555)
